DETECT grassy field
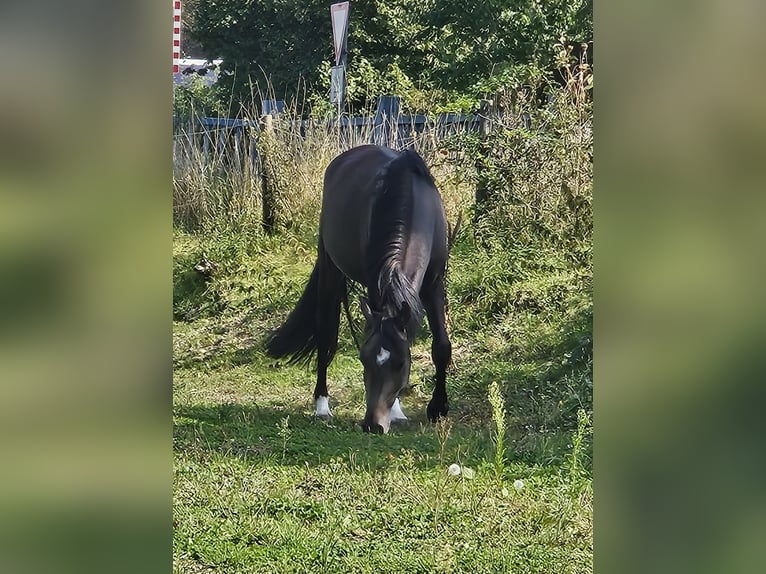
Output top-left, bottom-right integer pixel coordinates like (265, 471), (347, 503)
(173, 79), (592, 572)
(173, 222), (592, 572)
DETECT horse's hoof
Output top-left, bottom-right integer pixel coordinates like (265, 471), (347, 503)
(314, 396), (332, 419)
(361, 422), (385, 434)
(427, 400), (449, 422)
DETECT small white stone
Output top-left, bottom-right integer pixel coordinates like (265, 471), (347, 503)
(315, 396), (332, 418)
(462, 467), (475, 479)
(388, 397), (408, 422)
(513, 479), (525, 491)
(447, 463), (461, 476)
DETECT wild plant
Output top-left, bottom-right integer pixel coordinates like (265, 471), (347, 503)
(568, 408), (591, 484)
(488, 381), (507, 480)
(277, 415), (291, 462)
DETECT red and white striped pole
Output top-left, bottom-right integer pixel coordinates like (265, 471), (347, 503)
(172, 1), (182, 74)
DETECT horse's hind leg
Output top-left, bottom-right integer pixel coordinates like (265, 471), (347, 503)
(314, 239), (345, 418)
(422, 275), (451, 421)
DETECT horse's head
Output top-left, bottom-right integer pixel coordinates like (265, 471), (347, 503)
(358, 297), (412, 433)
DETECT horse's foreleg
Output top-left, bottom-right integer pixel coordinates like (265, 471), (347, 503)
(313, 243), (345, 418)
(423, 276), (451, 422)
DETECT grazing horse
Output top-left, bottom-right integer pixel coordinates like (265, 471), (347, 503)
(265, 145), (451, 433)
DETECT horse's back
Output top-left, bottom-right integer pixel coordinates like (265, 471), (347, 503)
(320, 145), (447, 288)
(320, 146), (398, 282)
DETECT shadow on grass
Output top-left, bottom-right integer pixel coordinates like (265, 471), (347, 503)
(173, 303), (591, 471)
(174, 402), (495, 471)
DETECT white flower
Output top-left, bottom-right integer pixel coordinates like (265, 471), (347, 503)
(513, 479), (525, 491)
(447, 463), (461, 476)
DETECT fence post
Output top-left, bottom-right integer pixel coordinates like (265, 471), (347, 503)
(259, 113), (277, 234)
(372, 95), (400, 149)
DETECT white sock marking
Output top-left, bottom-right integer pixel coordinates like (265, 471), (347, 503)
(376, 347), (390, 366)
(315, 396), (332, 418)
(389, 397), (408, 422)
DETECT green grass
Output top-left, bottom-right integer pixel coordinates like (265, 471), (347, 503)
(173, 227), (592, 573)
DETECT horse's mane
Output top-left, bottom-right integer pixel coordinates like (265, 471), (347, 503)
(366, 149), (434, 337)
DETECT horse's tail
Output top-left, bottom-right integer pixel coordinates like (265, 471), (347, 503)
(265, 260), (322, 364)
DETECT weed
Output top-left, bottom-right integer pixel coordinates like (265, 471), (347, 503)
(432, 417), (454, 536)
(277, 415), (291, 463)
(569, 408), (592, 483)
(435, 416), (453, 467)
(488, 381), (507, 480)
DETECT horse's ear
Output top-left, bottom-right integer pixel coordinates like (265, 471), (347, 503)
(359, 296), (374, 323)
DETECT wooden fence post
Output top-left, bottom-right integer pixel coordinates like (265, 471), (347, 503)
(259, 113), (276, 234)
(372, 95), (400, 149)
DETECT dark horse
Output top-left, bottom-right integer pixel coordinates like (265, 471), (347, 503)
(265, 145), (451, 433)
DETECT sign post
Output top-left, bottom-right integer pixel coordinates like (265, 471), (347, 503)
(330, 1), (350, 128)
(173, 1), (182, 74)
(330, 66), (345, 107)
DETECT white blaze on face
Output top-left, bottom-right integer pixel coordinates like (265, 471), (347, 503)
(376, 346), (391, 366)
(315, 396), (332, 418)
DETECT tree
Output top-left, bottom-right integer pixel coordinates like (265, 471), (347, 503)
(188, 0), (592, 113)
(180, 0), (206, 57)
(189, 0), (333, 110)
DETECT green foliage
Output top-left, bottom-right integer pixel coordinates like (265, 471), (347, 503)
(189, 0), (334, 110)
(418, 0), (591, 93)
(341, 57), (432, 113)
(173, 75), (228, 124)
(452, 113), (591, 259)
(187, 0), (592, 114)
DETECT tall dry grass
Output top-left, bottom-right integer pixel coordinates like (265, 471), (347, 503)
(172, 60), (591, 255)
(172, 106), (479, 237)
